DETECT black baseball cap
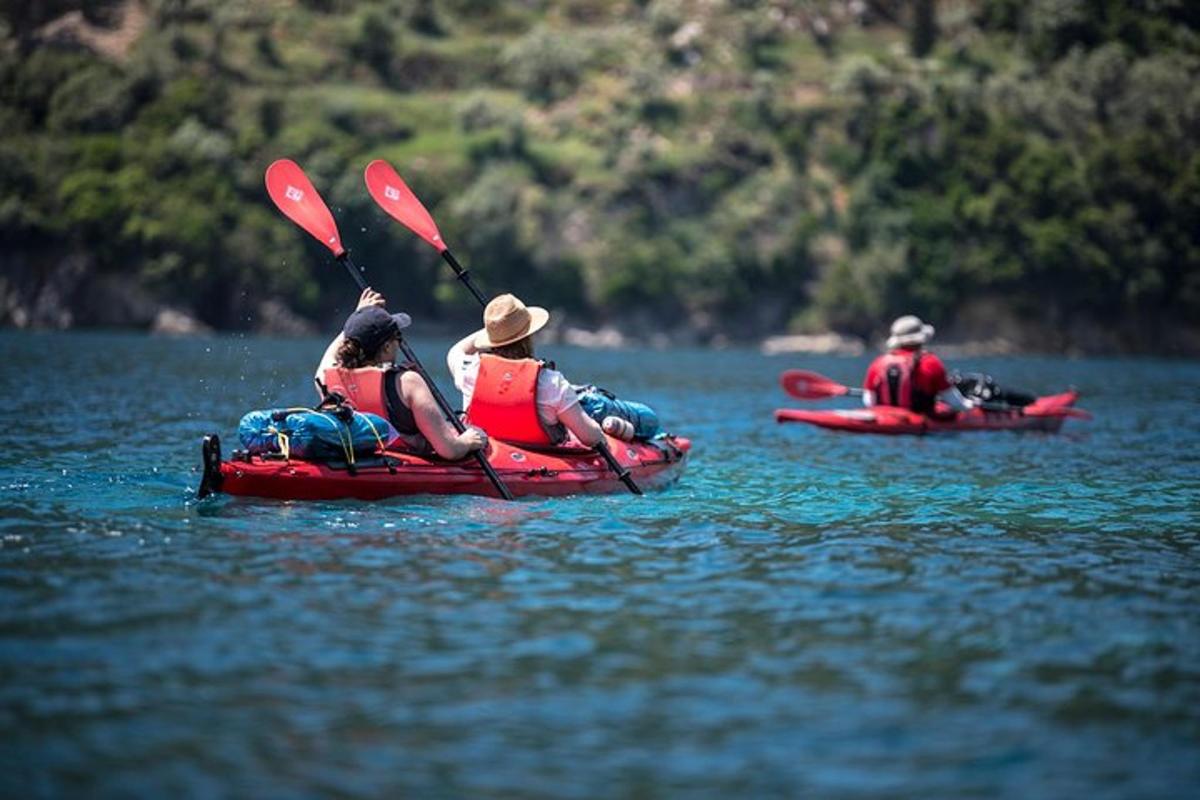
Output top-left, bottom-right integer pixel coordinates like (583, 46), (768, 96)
(342, 306), (412, 354)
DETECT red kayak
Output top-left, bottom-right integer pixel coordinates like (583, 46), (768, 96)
(198, 433), (690, 500)
(775, 391), (1088, 435)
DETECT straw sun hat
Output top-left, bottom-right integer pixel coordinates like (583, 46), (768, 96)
(472, 294), (551, 349)
(886, 315), (935, 350)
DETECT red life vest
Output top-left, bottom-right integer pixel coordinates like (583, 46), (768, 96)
(868, 350), (929, 412)
(466, 355), (565, 446)
(322, 366), (419, 436)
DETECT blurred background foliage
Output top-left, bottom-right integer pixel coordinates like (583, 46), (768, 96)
(1, 0), (1198, 351)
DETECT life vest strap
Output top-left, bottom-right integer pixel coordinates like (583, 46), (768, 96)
(871, 350), (927, 411)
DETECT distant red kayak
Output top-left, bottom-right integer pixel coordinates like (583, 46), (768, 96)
(774, 391), (1089, 435)
(199, 433), (690, 500)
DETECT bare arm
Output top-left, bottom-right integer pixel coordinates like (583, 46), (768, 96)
(557, 402), (605, 447)
(314, 333), (344, 395)
(400, 372), (487, 460)
(446, 332), (478, 377)
(937, 385), (977, 412)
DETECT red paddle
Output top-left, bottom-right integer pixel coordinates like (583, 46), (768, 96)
(265, 159), (346, 257)
(364, 159), (487, 306)
(780, 369), (864, 400)
(264, 159), (515, 502)
(364, 158), (643, 496)
(364, 159), (446, 251)
(1025, 405), (1093, 420)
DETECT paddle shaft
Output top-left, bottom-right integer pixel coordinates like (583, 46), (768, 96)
(864, 385), (1017, 413)
(594, 440), (643, 495)
(337, 254), (515, 501)
(437, 249), (643, 496)
(440, 250), (488, 306)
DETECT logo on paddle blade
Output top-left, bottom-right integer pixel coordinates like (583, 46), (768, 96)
(384, 185), (401, 201)
(285, 185), (304, 202)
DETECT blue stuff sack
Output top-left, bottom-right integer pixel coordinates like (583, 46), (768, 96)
(575, 387), (661, 440)
(238, 408), (397, 461)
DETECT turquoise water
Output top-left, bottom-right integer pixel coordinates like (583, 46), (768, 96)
(1, 331), (1198, 798)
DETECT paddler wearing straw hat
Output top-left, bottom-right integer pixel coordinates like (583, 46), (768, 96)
(862, 315), (976, 415)
(447, 294), (661, 446)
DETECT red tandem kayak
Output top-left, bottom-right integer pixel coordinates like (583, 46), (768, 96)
(198, 433), (690, 500)
(774, 391), (1088, 435)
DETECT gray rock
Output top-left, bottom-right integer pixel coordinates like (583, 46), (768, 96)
(254, 298), (317, 337)
(151, 308), (212, 336)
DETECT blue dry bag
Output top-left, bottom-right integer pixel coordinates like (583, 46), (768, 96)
(238, 408), (397, 461)
(575, 387), (661, 440)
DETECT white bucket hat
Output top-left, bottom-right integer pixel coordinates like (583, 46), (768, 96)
(886, 314), (935, 350)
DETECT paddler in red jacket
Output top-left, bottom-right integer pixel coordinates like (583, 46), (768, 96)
(446, 293), (658, 446)
(863, 315), (977, 415)
(314, 288), (488, 459)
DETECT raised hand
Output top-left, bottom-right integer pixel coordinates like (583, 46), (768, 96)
(355, 287), (386, 310)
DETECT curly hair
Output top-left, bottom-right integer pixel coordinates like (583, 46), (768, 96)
(335, 337), (373, 369)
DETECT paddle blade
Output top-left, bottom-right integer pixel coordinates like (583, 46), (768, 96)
(364, 159), (447, 252)
(1026, 405), (1093, 421)
(780, 369), (850, 400)
(265, 159), (345, 257)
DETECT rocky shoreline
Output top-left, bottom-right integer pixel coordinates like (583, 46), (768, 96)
(0, 255), (316, 337)
(3, 260), (1198, 356)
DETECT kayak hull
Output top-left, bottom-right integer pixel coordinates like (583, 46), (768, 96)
(202, 434), (691, 500)
(774, 391), (1086, 436)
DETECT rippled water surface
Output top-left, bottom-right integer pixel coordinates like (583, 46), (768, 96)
(2, 331), (1198, 798)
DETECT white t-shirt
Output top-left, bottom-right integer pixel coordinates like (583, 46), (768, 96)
(447, 342), (580, 430)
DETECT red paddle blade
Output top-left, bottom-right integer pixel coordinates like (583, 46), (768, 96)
(1027, 405), (1093, 421)
(265, 159), (345, 257)
(779, 369), (850, 400)
(364, 159), (447, 252)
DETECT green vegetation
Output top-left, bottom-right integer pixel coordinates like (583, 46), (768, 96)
(2, 0), (1198, 351)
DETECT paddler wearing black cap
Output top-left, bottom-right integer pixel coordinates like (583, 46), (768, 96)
(315, 288), (488, 460)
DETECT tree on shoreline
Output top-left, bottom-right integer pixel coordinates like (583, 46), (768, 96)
(1, 0), (1197, 352)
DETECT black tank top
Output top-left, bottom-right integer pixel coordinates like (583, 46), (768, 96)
(382, 365), (420, 436)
